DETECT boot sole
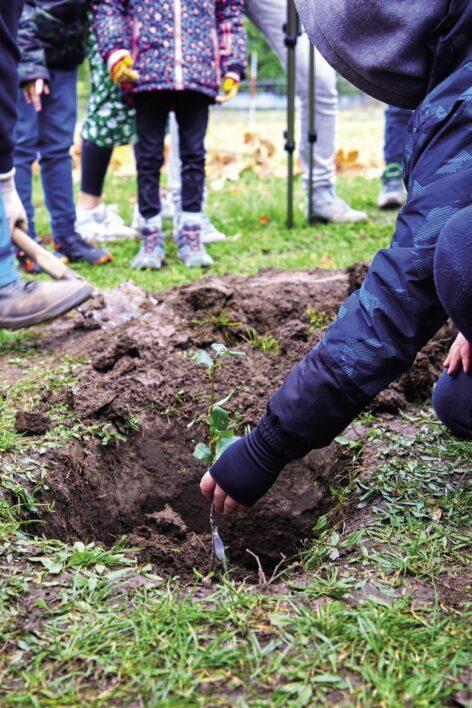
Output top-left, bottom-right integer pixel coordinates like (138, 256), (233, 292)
(0, 282), (93, 331)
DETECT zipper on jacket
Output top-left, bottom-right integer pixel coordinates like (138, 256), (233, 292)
(174, 0), (184, 90)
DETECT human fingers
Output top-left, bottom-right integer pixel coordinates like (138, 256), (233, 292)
(447, 345), (461, 376)
(200, 471), (216, 500)
(461, 341), (472, 374)
(213, 484), (227, 514)
(223, 495), (239, 515)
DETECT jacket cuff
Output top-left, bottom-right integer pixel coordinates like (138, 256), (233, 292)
(19, 66), (50, 88)
(0, 154), (13, 175)
(225, 62), (245, 81)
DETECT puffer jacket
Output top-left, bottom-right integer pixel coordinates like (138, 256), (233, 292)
(18, 0), (88, 86)
(92, 0), (247, 100)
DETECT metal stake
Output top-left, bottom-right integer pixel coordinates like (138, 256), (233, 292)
(307, 40), (317, 223)
(284, 0), (299, 229)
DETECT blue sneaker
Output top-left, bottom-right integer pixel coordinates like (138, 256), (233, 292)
(54, 232), (112, 266)
(177, 214), (213, 268)
(132, 215), (165, 270)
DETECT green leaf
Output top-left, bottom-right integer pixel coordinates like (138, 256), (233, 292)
(211, 343), (227, 357)
(193, 442), (213, 463)
(194, 350), (214, 369)
(215, 434), (240, 460)
(210, 406), (230, 432)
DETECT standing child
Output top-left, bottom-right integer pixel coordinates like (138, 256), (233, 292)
(15, 0), (112, 268)
(93, 0), (247, 270)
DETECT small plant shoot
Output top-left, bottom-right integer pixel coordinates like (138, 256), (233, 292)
(193, 343), (245, 465)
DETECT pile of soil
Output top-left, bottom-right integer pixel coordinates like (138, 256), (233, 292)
(20, 267), (455, 580)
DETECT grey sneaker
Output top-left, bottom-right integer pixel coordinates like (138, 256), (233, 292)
(311, 188), (368, 224)
(0, 279), (92, 330)
(177, 214), (214, 268)
(378, 163), (405, 209)
(131, 215), (165, 270)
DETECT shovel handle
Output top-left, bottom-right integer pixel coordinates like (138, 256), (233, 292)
(12, 228), (79, 281)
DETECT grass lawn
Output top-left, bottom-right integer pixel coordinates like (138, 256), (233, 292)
(1, 117), (471, 704)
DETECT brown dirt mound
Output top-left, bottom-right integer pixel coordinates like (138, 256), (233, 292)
(26, 268), (455, 580)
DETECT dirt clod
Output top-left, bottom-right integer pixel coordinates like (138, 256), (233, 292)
(15, 410), (50, 435)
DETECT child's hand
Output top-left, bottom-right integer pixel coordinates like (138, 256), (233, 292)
(23, 79), (49, 112)
(444, 332), (472, 375)
(200, 471), (246, 515)
(217, 73), (240, 104)
(108, 51), (139, 85)
(200, 430), (287, 513)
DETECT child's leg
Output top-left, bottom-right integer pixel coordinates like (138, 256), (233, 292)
(173, 93), (210, 212)
(433, 371), (472, 439)
(37, 68), (78, 242)
(434, 204), (472, 343)
(134, 92), (170, 219)
(13, 91), (40, 240)
(80, 139), (114, 202)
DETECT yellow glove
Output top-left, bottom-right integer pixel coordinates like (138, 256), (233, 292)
(218, 73), (240, 103)
(108, 51), (139, 85)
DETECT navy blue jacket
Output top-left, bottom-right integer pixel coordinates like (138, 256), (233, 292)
(0, 1), (24, 173)
(211, 2), (472, 506)
(18, 0), (88, 86)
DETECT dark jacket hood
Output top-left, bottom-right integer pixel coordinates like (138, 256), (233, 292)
(295, 0), (472, 109)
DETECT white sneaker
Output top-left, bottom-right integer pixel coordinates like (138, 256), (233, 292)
(76, 203), (136, 243)
(310, 188), (368, 224)
(200, 213), (227, 243)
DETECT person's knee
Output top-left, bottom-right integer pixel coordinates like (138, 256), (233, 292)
(433, 371), (472, 439)
(434, 205), (472, 338)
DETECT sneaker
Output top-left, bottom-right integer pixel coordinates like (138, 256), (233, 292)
(200, 213), (227, 244)
(131, 214), (165, 270)
(76, 203), (136, 243)
(54, 232), (112, 266)
(0, 278), (92, 330)
(17, 251), (41, 275)
(311, 188), (368, 224)
(177, 213), (213, 268)
(378, 163), (405, 209)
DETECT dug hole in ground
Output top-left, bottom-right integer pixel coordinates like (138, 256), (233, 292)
(9, 266), (457, 584)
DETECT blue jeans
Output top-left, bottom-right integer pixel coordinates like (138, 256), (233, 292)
(14, 68), (78, 242)
(0, 192), (19, 289)
(384, 105), (413, 166)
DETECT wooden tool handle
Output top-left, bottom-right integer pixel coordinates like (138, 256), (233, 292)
(12, 228), (79, 281)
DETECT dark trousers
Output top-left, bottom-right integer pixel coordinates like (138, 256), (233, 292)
(134, 91), (210, 219)
(384, 105), (413, 166)
(432, 204), (472, 439)
(81, 139), (113, 197)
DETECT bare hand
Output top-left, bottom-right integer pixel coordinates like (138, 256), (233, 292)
(24, 79), (49, 112)
(444, 332), (472, 376)
(200, 471), (247, 515)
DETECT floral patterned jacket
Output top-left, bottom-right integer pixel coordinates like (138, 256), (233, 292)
(92, 0), (247, 100)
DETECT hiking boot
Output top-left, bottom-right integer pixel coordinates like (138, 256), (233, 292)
(77, 203), (136, 243)
(0, 278), (92, 330)
(177, 213), (214, 268)
(311, 187), (368, 224)
(378, 162), (405, 209)
(131, 214), (165, 270)
(54, 232), (112, 266)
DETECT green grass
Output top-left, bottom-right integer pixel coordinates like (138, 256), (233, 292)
(0, 409), (470, 704)
(32, 171), (395, 292)
(3, 172), (470, 704)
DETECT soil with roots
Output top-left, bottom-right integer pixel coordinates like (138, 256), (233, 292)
(18, 267), (455, 581)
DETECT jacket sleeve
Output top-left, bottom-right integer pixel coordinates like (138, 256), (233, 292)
(91, 0), (130, 59)
(17, 0), (50, 86)
(259, 83), (472, 460)
(215, 0), (247, 78)
(211, 70), (472, 506)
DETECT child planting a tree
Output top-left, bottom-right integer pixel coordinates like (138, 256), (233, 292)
(92, 0), (246, 270)
(201, 0), (472, 514)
